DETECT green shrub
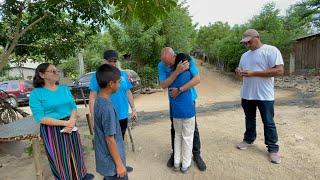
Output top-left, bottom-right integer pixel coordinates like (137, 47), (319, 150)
(120, 61), (137, 70)
(136, 66), (158, 88)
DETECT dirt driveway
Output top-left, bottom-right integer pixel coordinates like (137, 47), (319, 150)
(1, 62), (319, 180)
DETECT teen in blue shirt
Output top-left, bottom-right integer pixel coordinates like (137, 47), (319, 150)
(89, 50), (136, 173)
(90, 70), (132, 122)
(169, 53), (196, 173)
(169, 53), (196, 119)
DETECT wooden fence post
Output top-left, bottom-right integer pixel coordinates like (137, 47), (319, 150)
(32, 138), (43, 180)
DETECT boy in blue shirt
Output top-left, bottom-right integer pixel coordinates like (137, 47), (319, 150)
(169, 53), (196, 173)
(94, 64), (128, 180)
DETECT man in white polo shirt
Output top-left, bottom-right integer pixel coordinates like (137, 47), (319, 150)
(235, 29), (284, 164)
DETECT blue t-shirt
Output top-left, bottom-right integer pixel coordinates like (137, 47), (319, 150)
(29, 85), (77, 122)
(158, 56), (199, 100)
(94, 96), (126, 177)
(89, 70), (132, 120)
(169, 71), (195, 118)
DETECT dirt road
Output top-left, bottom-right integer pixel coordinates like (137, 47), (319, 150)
(1, 62), (319, 180)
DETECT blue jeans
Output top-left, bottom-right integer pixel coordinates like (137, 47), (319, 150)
(241, 99), (279, 153)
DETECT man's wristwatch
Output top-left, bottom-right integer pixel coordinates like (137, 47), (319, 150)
(178, 87), (182, 93)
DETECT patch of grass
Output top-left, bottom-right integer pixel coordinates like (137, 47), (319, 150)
(24, 144), (33, 157)
(83, 134), (93, 140)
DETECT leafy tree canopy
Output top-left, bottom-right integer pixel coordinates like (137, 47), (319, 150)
(0, 0), (177, 70)
(195, 1), (318, 72)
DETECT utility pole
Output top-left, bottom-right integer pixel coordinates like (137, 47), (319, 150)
(78, 50), (84, 76)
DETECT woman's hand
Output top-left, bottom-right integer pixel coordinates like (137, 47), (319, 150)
(66, 118), (76, 128)
(62, 127), (72, 134)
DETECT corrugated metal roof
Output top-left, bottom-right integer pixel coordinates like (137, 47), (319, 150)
(295, 33), (320, 41)
(0, 116), (39, 142)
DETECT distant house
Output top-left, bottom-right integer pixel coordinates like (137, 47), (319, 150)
(9, 67), (35, 80)
(8, 61), (40, 80)
(292, 33), (320, 74)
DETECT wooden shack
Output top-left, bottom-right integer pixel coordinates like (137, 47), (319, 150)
(292, 33), (320, 74)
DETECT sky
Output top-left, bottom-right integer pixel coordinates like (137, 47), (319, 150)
(185, 0), (301, 27)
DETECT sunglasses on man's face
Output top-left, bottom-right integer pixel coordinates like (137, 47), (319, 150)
(107, 58), (118, 63)
(244, 40), (252, 45)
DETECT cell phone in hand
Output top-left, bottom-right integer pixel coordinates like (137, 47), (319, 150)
(60, 127), (78, 133)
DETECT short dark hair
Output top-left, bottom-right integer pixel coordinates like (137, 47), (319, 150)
(103, 50), (118, 60)
(174, 53), (189, 69)
(96, 64), (120, 88)
(33, 63), (51, 88)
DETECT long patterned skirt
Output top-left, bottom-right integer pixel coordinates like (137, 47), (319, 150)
(40, 124), (87, 180)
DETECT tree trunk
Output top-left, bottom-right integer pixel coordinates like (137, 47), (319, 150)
(0, 39), (19, 70)
(0, 13), (49, 71)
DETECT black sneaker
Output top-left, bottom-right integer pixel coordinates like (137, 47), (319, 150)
(167, 153), (174, 167)
(126, 166), (133, 173)
(193, 155), (207, 171)
(83, 173), (94, 180)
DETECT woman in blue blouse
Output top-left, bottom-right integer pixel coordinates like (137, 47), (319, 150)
(29, 63), (93, 180)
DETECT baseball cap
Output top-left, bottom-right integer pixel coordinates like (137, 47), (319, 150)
(240, 29), (259, 43)
(103, 50), (118, 60)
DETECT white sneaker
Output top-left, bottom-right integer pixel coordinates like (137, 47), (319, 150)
(269, 152), (281, 164)
(236, 141), (252, 150)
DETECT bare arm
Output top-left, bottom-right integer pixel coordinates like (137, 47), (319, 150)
(160, 61), (190, 89)
(127, 90), (137, 121)
(88, 91), (97, 127)
(89, 91), (97, 116)
(40, 118), (72, 127)
(241, 65), (284, 77)
(171, 75), (200, 98)
(39, 110), (77, 133)
(127, 90), (135, 111)
(69, 110), (77, 122)
(106, 135), (126, 177)
(160, 70), (179, 89)
(180, 75), (200, 92)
